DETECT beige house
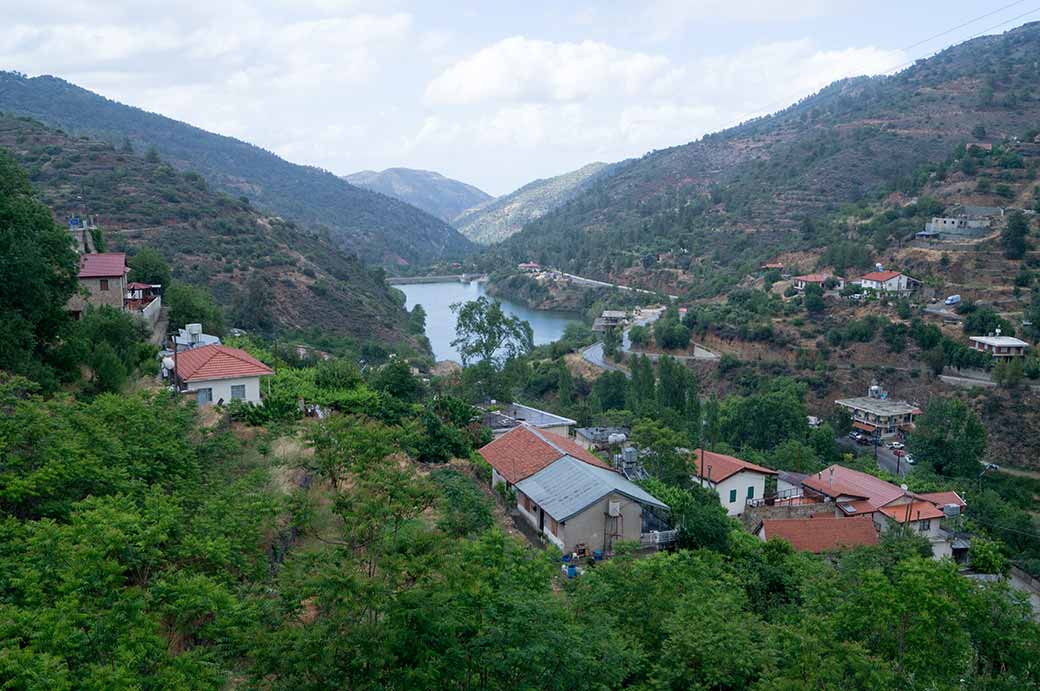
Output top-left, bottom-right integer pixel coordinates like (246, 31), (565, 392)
(970, 332), (1029, 359)
(481, 402), (575, 439)
(480, 425), (668, 555)
(68, 252), (128, 318)
(836, 385), (920, 439)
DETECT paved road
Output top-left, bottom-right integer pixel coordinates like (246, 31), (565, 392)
(560, 272), (677, 300)
(924, 304), (962, 321)
(837, 437), (913, 478)
(581, 308), (720, 375)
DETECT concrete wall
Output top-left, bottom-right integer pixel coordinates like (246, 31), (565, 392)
(68, 275), (126, 314)
(741, 500), (832, 530)
(559, 492), (643, 555)
(185, 375), (263, 405)
(540, 423), (572, 438)
(139, 295), (162, 325)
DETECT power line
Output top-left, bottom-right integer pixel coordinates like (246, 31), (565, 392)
(898, 0), (1028, 54)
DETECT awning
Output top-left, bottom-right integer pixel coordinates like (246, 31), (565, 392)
(853, 421), (877, 432)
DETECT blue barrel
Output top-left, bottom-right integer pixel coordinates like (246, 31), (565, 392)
(562, 554), (570, 563)
(567, 564), (577, 578)
(593, 550), (604, 561)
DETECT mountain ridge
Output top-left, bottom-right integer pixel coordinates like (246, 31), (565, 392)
(343, 167), (492, 223)
(487, 22), (1040, 293)
(0, 114), (422, 348)
(0, 72), (474, 267)
(455, 161), (615, 244)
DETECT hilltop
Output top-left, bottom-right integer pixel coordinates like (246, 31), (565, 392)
(0, 114), (421, 347)
(344, 167), (492, 223)
(0, 72), (474, 267)
(455, 162), (614, 245)
(488, 22), (1040, 291)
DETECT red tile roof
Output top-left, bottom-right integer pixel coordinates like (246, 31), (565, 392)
(691, 449), (777, 483)
(478, 425), (610, 485)
(79, 252), (128, 278)
(918, 491), (967, 508)
(760, 516), (878, 553)
(860, 270), (902, 283)
(878, 500), (946, 523)
(174, 345), (273, 383)
(793, 273), (830, 283)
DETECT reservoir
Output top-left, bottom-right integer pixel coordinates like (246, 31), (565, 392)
(396, 280), (580, 362)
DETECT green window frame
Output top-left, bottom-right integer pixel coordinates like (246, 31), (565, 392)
(747, 486), (755, 499)
(729, 489), (737, 503)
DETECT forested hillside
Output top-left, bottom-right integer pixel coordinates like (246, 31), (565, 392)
(455, 161), (614, 244)
(0, 72), (474, 267)
(344, 167), (492, 223)
(0, 115), (421, 347)
(488, 22), (1040, 290)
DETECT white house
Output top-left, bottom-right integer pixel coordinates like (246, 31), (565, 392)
(836, 385), (921, 440)
(170, 344), (273, 405)
(857, 270), (916, 295)
(691, 449), (777, 516)
(792, 273), (844, 291)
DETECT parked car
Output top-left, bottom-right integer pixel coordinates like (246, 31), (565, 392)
(905, 454), (916, 465)
(944, 294), (962, 306)
(856, 435), (872, 446)
(888, 442), (905, 450)
(848, 432), (862, 441)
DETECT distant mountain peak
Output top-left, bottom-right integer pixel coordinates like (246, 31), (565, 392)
(454, 162), (614, 245)
(343, 167), (492, 223)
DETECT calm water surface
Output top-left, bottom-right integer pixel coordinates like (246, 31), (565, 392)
(397, 281), (580, 362)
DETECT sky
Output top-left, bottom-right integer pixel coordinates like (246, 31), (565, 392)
(1, 1), (1038, 196)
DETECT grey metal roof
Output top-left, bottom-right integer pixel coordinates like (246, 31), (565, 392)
(515, 455), (668, 522)
(502, 402), (576, 428)
(575, 426), (629, 443)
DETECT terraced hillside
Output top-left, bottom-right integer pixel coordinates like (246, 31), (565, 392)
(0, 115), (421, 347)
(0, 72), (474, 267)
(488, 22), (1040, 291)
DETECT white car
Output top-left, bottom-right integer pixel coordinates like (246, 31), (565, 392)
(905, 454), (916, 465)
(888, 442), (905, 450)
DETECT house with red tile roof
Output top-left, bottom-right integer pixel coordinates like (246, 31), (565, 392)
(755, 515), (879, 553)
(171, 344), (273, 406)
(68, 252), (129, 317)
(691, 449), (777, 516)
(856, 269), (917, 295)
(792, 273), (844, 291)
(478, 425), (668, 554)
(802, 464), (968, 560)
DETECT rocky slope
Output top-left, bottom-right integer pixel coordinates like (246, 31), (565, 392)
(344, 167), (491, 223)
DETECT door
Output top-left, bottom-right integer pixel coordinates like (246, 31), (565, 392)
(196, 388), (213, 405)
(539, 508), (544, 531)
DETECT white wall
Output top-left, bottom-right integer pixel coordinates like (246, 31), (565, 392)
(704, 470), (768, 516)
(185, 375), (263, 405)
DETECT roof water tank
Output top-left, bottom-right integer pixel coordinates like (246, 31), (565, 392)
(607, 433), (627, 446)
(943, 503), (961, 518)
(186, 323), (203, 335)
(608, 501), (622, 517)
(161, 357), (175, 371)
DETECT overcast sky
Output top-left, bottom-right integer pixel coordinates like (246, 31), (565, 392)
(2, 1), (1037, 195)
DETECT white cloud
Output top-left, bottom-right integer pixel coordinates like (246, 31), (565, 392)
(425, 36), (675, 106)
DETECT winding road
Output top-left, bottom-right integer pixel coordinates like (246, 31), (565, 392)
(581, 308), (720, 376)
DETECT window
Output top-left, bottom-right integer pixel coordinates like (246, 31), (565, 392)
(99, 279), (109, 291)
(919, 520), (931, 532)
(230, 384), (246, 400)
(746, 486), (755, 499)
(195, 388), (213, 405)
(729, 489), (737, 503)
(548, 517), (558, 535)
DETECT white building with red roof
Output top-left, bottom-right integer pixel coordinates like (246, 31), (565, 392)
(792, 273), (844, 291)
(171, 344), (273, 406)
(802, 464), (968, 559)
(478, 425), (668, 554)
(856, 269), (917, 295)
(68, 252), (129, 317)
(691, 449), (777, 516)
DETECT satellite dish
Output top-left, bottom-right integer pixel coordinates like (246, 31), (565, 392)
(161, 357), (175, 371)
